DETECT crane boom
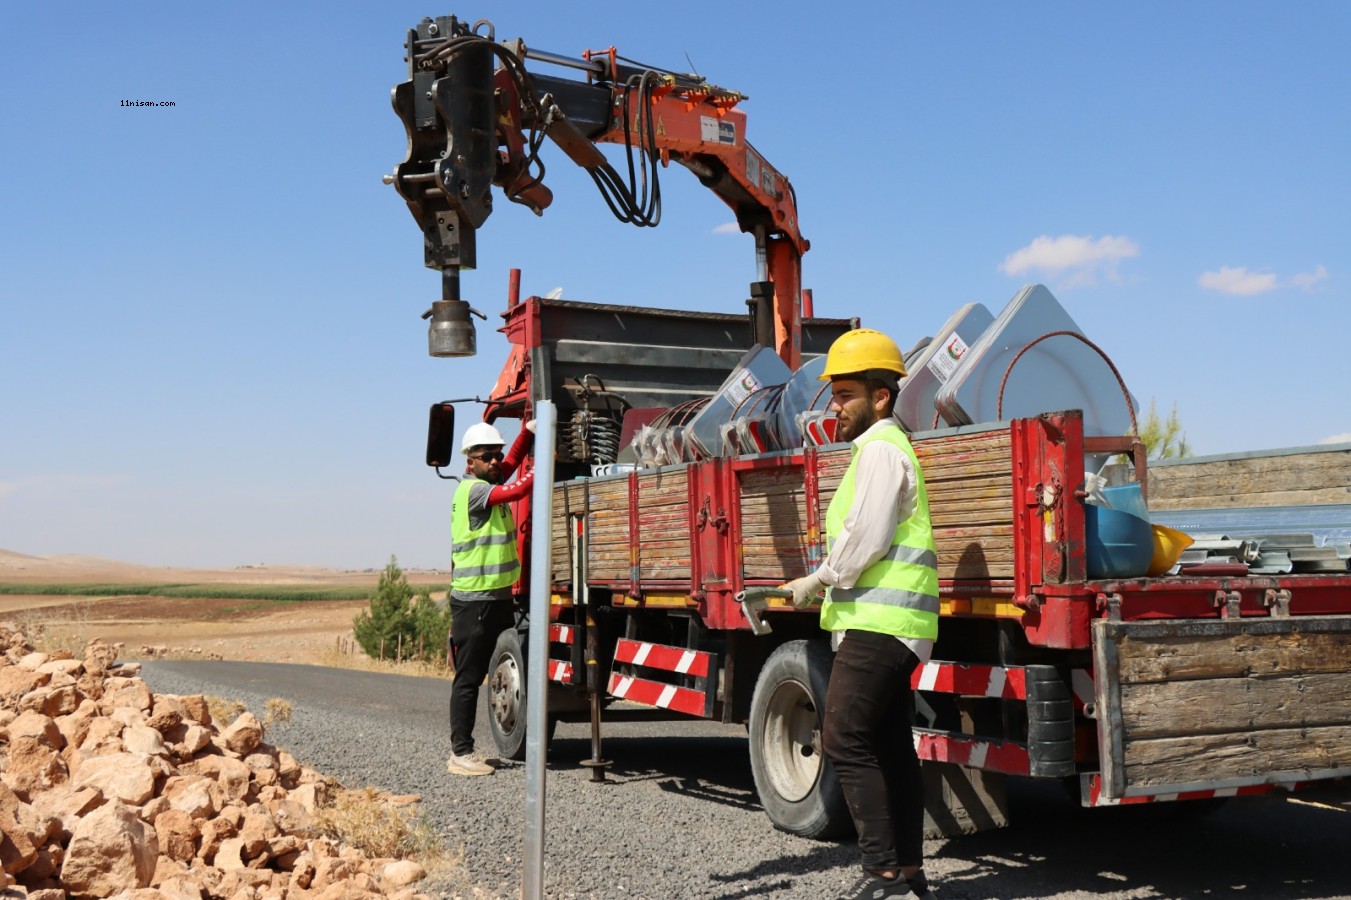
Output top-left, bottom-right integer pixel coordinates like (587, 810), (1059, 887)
(389, 14), (808, 368)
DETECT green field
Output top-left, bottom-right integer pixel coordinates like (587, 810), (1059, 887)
(0, 583), (377, 602)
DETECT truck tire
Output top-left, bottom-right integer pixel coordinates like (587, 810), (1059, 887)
(486, 628), (557, 761)
(748, 639), (852, 839)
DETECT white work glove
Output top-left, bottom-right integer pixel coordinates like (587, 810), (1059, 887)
(525, 419), (537, 434)
(781, 572), (826, 609)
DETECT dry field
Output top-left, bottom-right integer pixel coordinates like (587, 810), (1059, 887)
(0, 548), (450, 665)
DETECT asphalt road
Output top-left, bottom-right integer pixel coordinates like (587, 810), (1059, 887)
(139, 661), (1351, 899)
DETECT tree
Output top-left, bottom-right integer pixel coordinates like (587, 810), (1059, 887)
(353, 556), (453, 663)
(1137, 399), (1191, 460)
(353, 556), (418, 660)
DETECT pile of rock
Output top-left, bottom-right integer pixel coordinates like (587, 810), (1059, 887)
(0, 624), (434, 899)
(134, 648), (224, 662)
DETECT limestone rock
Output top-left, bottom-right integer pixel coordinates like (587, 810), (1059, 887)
(1, 735), (69, 802)
(54, 711), (94, 750)
(16, 653), (50, 671)
(19, 685), (81, 718)
(35, 658), (84, 679)
(72, 752), (158, 806)
(99, 678), (153, 716)
(0, 668), (50, 708)
(123, 726), (169, 758)
(60, 801), (158, 899)
(82, 640), (120, 676)
(191, 757), (251, 804)
(29, 783), (103, 840)
(79, 716), (126, 755)
(0, 783), (38, 876)
(160, 775), (218, 821)
(220, 713), (262, 756)
(146, 698), (184, 735)
(154, 810), (199, 863)
(4, 712), (63, 750)
(379, 861), (425, 887)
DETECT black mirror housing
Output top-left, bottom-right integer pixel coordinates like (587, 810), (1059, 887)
(426, 403), (457, 467)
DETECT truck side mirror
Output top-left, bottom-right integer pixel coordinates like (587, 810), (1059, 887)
(426, 403), (457, 468)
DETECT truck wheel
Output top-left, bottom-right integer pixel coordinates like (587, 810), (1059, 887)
(748, 639), (852, 839)
(488, 628), (529, 760)
(487, 628), (557, 761)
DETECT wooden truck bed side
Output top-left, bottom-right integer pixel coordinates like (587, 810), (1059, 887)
(1149, 442), (1351, 509)
(550, 421), (1018, 590)
(1092, 612), (1351, 799)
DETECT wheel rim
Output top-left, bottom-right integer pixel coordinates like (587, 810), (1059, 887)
(489, 652), (522, 734)
(760, 676), (822, 803)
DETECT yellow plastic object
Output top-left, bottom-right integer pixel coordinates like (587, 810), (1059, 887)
(1148, 524), (1194, 576)
(818, 329), (907, 379)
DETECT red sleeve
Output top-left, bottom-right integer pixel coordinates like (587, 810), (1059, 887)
(487, 469), (534, 505)
(499, 426), (535, 479)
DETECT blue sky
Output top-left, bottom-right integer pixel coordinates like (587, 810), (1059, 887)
(2, 2), (1348, 569)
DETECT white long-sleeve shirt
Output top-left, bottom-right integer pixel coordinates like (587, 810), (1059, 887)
(817, 417), (934, 663)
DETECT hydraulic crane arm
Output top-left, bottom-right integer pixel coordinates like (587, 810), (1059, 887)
(389, 14), (809, 368)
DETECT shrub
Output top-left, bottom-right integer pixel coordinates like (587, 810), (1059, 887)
(352, 557), (417, 660)
(411, 589), (452, 664)
(313, 786), (441, 860)
(352, 556), (450, 663)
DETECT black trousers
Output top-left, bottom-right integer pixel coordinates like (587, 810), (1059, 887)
(822, 629), (923, 873)
(448, 598), (515, 756)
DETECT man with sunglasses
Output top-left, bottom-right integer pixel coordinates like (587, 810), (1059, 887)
(447, 419), (535, 776)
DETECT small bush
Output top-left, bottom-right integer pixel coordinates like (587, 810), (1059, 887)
(352, 557), (449, 663)
(15, 603), (94, 656)
(313, 787), (441, 860)
(263, 697), (294, 730)
(411, 589), (452, 664)
(206, 695), (246, 725)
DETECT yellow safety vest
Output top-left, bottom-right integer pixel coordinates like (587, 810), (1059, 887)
(451, 478), (520, 593)
(820, 424), (940, 639)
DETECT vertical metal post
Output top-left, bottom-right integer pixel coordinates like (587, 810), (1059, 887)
(523, 401), (556, 900)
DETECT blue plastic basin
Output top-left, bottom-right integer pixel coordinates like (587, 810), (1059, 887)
(1101, 483), (1149, 520)
(1085, 500), (1153, 579)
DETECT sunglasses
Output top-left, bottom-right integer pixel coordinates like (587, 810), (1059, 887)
(470, 450), (505, 462)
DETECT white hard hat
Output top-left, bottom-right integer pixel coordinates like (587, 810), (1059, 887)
(461, 422), (507, 454)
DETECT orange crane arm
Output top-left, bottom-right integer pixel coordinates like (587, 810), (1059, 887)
(390, 15), (808, 368)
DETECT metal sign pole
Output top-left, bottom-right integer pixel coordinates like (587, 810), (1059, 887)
(522, 400), (556, 900)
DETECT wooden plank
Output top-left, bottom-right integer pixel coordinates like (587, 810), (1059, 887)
(1151, 486), (1351, 510)
(927, 481), (1014, 504)
(1116, 631), (1351, 683)
(1122, 724), (1351, 788)
(1120, 672), (1351, 738)
(1150, 448), (1351, 509)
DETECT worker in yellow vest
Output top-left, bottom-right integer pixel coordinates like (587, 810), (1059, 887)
(447, 419), (535, 777)
(781, 329), (939, 900)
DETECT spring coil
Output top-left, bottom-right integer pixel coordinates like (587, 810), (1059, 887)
(564, 410), (622, 463)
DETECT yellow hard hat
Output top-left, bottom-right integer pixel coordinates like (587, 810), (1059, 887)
(818, 328), (907, 380)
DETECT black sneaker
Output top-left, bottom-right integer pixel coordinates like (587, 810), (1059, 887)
(836, 871), (914, 900)
(907, 870), (936, 900)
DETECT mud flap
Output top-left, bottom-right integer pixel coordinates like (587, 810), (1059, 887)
(922, 763), (1009, 838)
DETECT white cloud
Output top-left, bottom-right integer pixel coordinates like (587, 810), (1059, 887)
(1319, 432), (1351, 445)
(1292, 264), (1329, 290)
(999, 234), (1139, 284)
(0, 483), (16, 500)
(712, 222), (740, 235)
(1197, 266), (1279, 296)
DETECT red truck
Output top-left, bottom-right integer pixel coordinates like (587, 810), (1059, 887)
(391, 14), (1351, 838)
